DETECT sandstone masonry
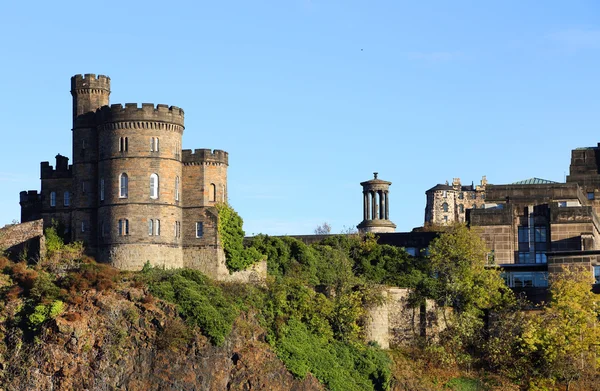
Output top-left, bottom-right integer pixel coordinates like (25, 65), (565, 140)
(19, 74), (260, 280)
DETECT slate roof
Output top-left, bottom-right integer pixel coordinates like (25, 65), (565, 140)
(510, 178), (559, 185)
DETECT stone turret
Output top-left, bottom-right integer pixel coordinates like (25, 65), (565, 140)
(357, 172), (396, 233)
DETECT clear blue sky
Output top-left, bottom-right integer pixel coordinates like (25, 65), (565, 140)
(1, 1), (600, 235)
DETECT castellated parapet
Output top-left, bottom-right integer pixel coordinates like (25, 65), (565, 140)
(18, 74), (265, 283)
(182, 149), (229, 166)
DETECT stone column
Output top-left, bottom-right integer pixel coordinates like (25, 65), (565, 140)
(372, 191), (377, 220)
(385, 191), (390, 220)
(363, 192), (368, 220)
(379, 190), (384, 221)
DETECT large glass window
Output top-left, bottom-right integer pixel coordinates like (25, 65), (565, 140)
(120, 173), (128, 198)
(504, 272), (548, 288)
(150, 173), (159, 199)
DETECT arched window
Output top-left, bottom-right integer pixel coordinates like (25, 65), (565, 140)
(472, 204), (477, 209)
(148, 219), (154, 236)
(50, 191), (56, 207)
(442, 202), (449, 212)
(209, 183), (216, 202)
(175, 176), (180, 201)
(151, 137), (159, 152)
(150, 173), (159, 199)
(458, 192), (464, 200)
(119, 173), (128, 198)
(459, 204), (464, 213)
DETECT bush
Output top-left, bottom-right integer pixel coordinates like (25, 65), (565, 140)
(216, 203), (263, 271)
(145, 268), (238, 346)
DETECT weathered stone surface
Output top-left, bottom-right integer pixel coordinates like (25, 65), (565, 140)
(0, 219), (45, 262)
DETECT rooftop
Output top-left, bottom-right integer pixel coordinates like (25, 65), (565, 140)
(510, 178), (559, 185)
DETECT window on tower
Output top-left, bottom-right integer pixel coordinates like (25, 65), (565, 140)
(150, 173), (159, 199)
(120, 173), (128, 198)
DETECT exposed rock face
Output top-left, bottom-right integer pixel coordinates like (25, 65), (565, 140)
(0, 288), (323, 391)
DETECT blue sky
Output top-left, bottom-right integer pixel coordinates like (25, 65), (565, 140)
(1, 1), (600, 235)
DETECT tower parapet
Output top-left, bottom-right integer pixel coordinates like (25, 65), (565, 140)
(97, 103), (185, 130)
(182, 149), (229, 166)
(41, 155), (72, 180)
(71, 74), (111, 123)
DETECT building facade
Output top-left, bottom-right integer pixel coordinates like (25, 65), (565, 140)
(424, 176), (487, 225)
(20, 74), (228, 271)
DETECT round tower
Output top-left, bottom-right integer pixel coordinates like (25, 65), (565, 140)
(96, 103), (185, 270)
(357, 172), (396, 233)
(70, 74), (111, 247)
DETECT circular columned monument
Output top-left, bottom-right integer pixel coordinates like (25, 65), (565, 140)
(357, 172), (397, 233)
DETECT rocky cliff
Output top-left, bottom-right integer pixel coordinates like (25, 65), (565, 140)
(0, 284), (323, 391)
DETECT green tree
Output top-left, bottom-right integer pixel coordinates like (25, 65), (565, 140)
(215, 203), (263, 271)
(426, 223), (510, 363)
(521, 265), (600, 390)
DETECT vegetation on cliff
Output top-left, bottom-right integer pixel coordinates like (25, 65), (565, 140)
(1, 222), (599, 390)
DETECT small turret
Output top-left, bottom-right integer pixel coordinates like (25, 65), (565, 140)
(71, 74), (111, 125)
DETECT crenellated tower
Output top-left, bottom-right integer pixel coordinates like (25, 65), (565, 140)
(96, 103), (185, 269)
(70, 74), (111, 247)
(21, 74), (232, 276)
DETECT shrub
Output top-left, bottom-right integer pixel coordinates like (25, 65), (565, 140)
(146, 268), (238, 346)
(216, 203), (263, 271)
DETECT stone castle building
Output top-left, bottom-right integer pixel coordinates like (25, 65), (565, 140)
(424, 176), (487, 225)
(19, 74), (231, 272)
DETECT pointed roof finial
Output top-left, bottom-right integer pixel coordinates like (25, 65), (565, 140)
(373, 172), (378, 179)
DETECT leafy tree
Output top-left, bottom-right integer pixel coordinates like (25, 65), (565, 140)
(521, 265), (600, 390)
(215, 203), (263, 271)
(426, 223), (511, 363)
(314, 222), (332, 235)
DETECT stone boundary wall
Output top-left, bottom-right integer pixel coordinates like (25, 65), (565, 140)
(0, 219), (45, 262)
(184, 247), (266, 284)
(365, 287), (447, 349)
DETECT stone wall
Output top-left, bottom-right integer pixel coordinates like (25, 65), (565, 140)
(183, 246), (266, 284)
(0, 219), (45, 262)
(477, 225), (514, 264)
(365, 287), (446, 349)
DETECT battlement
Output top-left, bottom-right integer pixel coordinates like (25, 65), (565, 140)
(19, 190), (40, 204)
(182, 149), (229, 166)
(98, 103), (185, 128)
(71, 74), (111, 92)
(41, 155), (72, 179)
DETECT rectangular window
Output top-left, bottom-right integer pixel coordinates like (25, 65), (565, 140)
(125, 137), (128, 152)
(82, 140), (86, 150)
(82, 181), (86, 194)
(196, 222), (203, 238)
(101, 222), (105, 238)
(50, 191), (56, 207)
(595, 266), (600, 284)
(588, 192), (595, 200)
(118, 219), (129, 236)
(518, 252), (531, 264)
(81, 221), (86, 233)
(155, 219), (160, 236)
(100, 178), (105, 201)
(442, 190), (447, 198)
(518, 226), (529, 252)
(64, 191), (70, 206)
(148, 219), (154, 236)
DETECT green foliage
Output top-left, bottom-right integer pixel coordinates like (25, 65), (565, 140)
(275, 318), (391, 391)
(426, 224), (512, 363)
(444, 377), (484, 391)
(44, 225), (64, 259)
(521, 265), (600, 389)
(145, 267), (238, 346)
(26, 300), (64, 330)
(216, 203), (263, 271)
